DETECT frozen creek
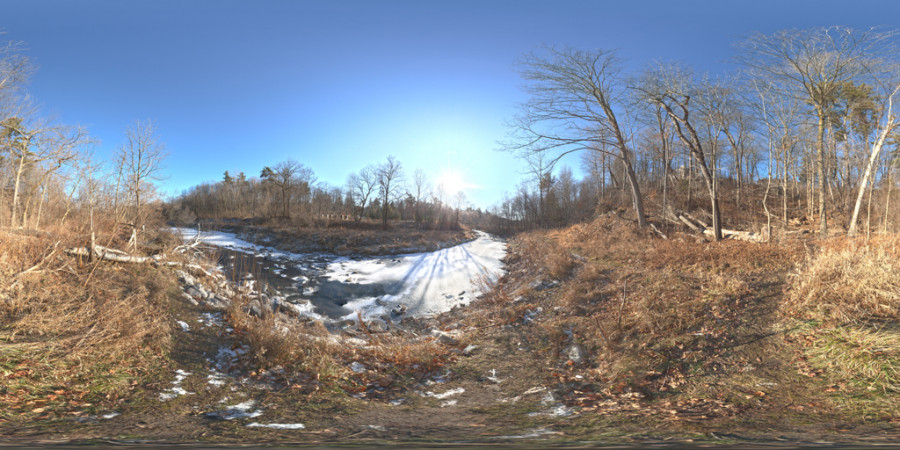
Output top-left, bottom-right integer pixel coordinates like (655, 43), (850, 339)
(173, 228), (506, 324)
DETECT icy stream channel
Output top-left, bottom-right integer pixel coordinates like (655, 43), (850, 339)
(173, 228), (506, 322)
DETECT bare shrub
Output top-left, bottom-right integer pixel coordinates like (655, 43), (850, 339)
(226, 294), (456, 389)
(226, 295), (343, 381)
(514, 232), (577, 279)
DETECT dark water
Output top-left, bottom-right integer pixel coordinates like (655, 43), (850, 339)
(212, 247), (394, 320)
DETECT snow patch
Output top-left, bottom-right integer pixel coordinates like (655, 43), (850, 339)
(246, 422), (305, 429)
(495, 428), (560, 439)
(425, 387), (465, 400)
(198, 312), (223, 327)
(158, 370), (193, 401)
(207, 370), (228, 387)
(328, 232), (506, 319)
(208, 400), (263, 420)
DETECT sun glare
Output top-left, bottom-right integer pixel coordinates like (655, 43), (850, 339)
(436, 170), (467, 196)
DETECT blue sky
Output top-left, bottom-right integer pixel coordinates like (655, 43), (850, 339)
(3, 0), (899, 208)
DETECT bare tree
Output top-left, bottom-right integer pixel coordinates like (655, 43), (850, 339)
(738, 26), (896, 235)
(636, 63), (725, 240)
(115, 120), (167, 245)
(0, 39), (31, 106)
(848, 80), (900, 236)
(454, 190), (467, 227)
(412, 168), (430, 226)
(1, 110), (87, 229)
(523, 151), (553, 228)
(260, 159), (313, 218)
(346, 164), (378, 221)
(507, 46), (647, 228)
(377, 155), (403, 228)
(750, 77), (802, 240)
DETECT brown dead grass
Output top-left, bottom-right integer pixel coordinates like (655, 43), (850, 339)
(782, 236), (900, 409)
(0, 228), (176, 421)
(784, 236), (900, 324)
(470, 214), (803, 417)
(226, 294), (456, 397)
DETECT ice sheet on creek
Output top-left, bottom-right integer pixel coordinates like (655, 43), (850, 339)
(325, 231), (506, 319)
(173, 228), (506, 320)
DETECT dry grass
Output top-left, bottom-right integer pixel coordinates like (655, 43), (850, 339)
(783, 236), (900, 409)
(226, 294), (456, 395)
(472, 214), (801, 399)
(805, 326), (900, 393)
(0, 228), (176, 420)
(512, 232), (578, 280)
(226, 297), (344, 383)
(784, 237), (900, 324)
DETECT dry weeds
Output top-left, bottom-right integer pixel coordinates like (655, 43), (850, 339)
(785, 237), (900, 324)
(467, 214), (806, 423)
(782, 236), (900, 410)
(0, 228), (176, 421)
(225, 294), (457, 398)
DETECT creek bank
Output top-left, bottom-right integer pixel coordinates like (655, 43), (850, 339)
(189, 219), (477, 256)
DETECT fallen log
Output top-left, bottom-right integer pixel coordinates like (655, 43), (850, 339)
(67, 246), (166, 264)
(649, 223), (668, 240)
(668, 210), (763, 242)
(709, 228), (764, 243)
(682, 212), (710, 229)
(676, 214), (704, 233)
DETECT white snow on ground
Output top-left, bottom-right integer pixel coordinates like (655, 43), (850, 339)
(246, 422), (305, 429)
(494, 428), (560, 439)
(527, 392), (574, 417)
(425, 387), (465, 400)
(177, 320), (190, 331)
(329, 231), (506, 318)
(173, 228), (265, 254)
(213, 400), (264, 420)
(215, 344), (249, 372)
(207, 370), (228, 387)
(172, 227), (306, 260)
(198, 312), (223, 327)
(158, 369), (194, 401)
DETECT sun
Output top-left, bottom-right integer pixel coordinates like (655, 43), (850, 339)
(436, 170), (467, 197)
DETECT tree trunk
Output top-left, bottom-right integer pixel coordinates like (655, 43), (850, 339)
(34, 184), (45, 230)
(848, 116), (894, 237)
(782, 143), (788, 225)
(883, 157), (895, 234)
(816, 112), (828, 235)
(11, 154), (26, 228)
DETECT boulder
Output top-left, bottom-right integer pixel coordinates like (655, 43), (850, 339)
(180, 291), (199, 306)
